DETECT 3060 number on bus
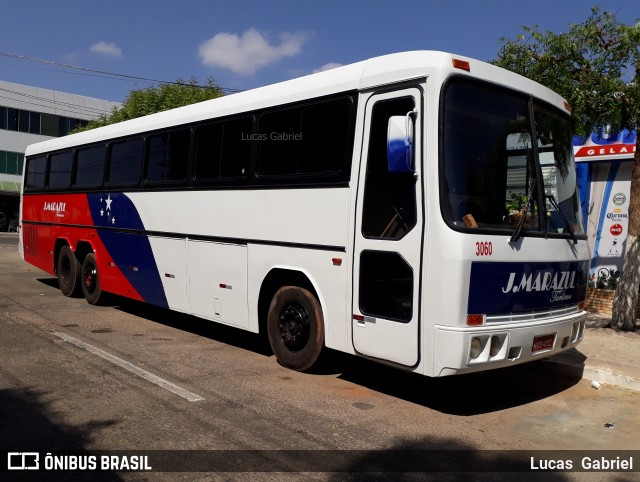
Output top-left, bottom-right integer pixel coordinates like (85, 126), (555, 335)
(475, 241), (493, 257)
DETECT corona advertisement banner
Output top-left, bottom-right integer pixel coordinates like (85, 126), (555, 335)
(573, 128), (635, 279)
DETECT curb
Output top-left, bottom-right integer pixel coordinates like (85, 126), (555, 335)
(546, 357), (640, 393)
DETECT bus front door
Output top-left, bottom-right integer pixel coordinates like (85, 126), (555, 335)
(352, 87), (424, 367)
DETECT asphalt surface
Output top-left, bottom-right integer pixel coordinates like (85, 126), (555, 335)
(1, 232), (639, 481)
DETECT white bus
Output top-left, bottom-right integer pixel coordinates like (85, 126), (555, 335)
(20, 51), (589, 376)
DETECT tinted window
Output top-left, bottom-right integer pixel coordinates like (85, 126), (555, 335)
(258, 108), (300, 176)
(258, 97), (353, 178)
(361, 97), (417, 239)
(194, 123), (223, 179)
(360, 251), (413, 322)
(299, 99), (351, 173)
(0, 151), (20, 175)
(7, 108), (18, 131)
(29, 112), (41, 134)
(220, 117), (252, 177)
(195, 117), (252, 180)
(146, 129), (190, 183)
(41, 113), (59, 136)
(18, 110), (29, 133)
(109, 138), (143, 185)
(75, 145), (106, 188)
(48, 151), (73, 190)
(25, 156), (47, 191)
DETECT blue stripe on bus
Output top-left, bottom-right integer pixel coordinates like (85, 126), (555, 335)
(468, 261), (589, 315)
(87, 193), (168, 308)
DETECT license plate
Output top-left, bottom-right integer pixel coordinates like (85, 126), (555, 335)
(532, 334), (555, 353)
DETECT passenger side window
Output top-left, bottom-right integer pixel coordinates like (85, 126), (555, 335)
(25, 155), (47, 191)
(194, 117), (252, 180)
(75, 145), (106, 188)
(258, 108), (300, 176)
(108, 138), (143, 186)
(48, 151), (73, 190)
(257, 97), (353, 178)
(146, 129), (190, 183)
(299, 100), (351, 174)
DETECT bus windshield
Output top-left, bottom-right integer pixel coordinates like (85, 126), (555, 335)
(441, 77), (584, 237)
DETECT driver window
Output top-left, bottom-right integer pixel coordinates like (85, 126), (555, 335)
(362, 97), (417, 239)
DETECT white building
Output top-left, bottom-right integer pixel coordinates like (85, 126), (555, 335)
(0, 80), (119, 221)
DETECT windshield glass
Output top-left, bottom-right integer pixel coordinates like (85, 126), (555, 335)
(441, 78), (583, 238)
(534, 102), (585, 235)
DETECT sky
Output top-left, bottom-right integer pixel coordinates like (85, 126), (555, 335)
(0, 0), (638, 103)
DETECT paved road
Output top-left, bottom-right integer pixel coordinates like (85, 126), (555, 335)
(1, 232), (639, 480)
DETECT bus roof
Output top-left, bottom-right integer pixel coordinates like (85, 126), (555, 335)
(25, 50), (568, 157)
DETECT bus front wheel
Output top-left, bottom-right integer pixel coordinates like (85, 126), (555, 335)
(57, 246), (81, 297)
(81, 253), (103, 305)
(267, 286), (325, 372)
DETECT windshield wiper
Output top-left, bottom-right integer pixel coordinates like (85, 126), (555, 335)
(546, 194), (577, 245)
(510, 176), (536, 244)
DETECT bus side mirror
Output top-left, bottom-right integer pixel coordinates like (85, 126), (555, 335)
(387, 110), (417, 173)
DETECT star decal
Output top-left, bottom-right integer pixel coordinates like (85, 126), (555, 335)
(97, 194), (117, 226)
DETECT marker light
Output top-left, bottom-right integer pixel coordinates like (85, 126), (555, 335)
(452, 58), (471, 72)
(578, 301), (585, 312)
(466, 314), (485, 326)
(564, 101), (571, 112)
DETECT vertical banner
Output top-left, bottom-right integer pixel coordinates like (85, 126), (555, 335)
(591, 163), (632, 277)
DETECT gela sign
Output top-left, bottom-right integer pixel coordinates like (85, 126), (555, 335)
(574, 144), (636, 158)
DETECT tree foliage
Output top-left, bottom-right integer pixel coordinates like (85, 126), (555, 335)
(493, 8), (640, 137)
(75, 77), (224, 132)
(493, 7), (640, 331)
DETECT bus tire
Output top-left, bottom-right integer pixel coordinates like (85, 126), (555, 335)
(267, 286), (325, 372)
(81, 253), (103, 305)
(57, 246), (81, 297)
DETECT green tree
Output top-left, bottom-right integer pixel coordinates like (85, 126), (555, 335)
(493, 8), (640, 331)
(75, 76), (224, 131)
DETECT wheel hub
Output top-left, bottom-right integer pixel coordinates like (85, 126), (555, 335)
(83, 266), (96, 292)
(278, 302), (310, 351)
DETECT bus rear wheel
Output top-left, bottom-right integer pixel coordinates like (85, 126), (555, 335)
(57, 246), (80, 297)
(81, 253), (103, 305)
(267, 286), (325, 372)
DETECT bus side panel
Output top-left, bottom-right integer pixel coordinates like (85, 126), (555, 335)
(148, 237), (189, 313)
(21, 193), (148, 303)
(22, 193), (93, 276)
(247, 244), (349, 353)
(187, 240), (249, 329)
(86, 229), (165, 307)
(22, 222), (54, 275)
